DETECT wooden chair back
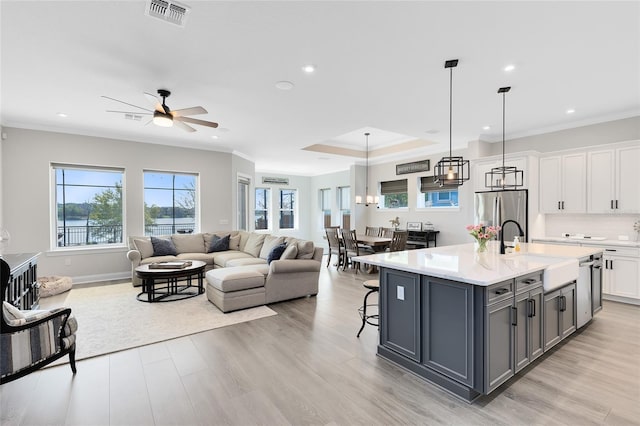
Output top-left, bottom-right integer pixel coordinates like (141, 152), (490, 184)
(365, 226), (381, 237)
(389, 231), (408, 252)
(325, 227), (342, 250)
(380, 227), (395, 238)
(341, 229), (360, 255)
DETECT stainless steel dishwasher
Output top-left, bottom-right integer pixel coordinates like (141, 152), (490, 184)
(577, 254), (603, 328)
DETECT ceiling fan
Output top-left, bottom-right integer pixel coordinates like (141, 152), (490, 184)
(102, 89), (218, 133)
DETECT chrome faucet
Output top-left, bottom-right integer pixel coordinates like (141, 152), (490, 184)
(500, 219), (524, 254)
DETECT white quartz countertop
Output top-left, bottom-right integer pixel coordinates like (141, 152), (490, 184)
(533, 236), (640, 248)
(354, 242), (603, 286)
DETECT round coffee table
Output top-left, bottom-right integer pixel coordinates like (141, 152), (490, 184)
(134, 260), (206, 303)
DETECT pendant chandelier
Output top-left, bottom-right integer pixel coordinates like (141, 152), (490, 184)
(355, 132), (379, 206)
(485, 86), (523, 190)
(434, 59), (469, 187)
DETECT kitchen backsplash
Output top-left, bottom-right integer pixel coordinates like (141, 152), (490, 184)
(545, 214), (640, 241)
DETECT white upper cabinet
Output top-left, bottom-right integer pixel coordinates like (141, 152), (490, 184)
(473, 155), (528, 192)
(539, 153), (586, 214)
(587, 143), (640, 214)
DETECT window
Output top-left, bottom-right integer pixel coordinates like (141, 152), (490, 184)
(53, 164), (124, 248)
(144, 171), (198, 236)
(338, 186), (351, 229)
(255, 188), (270, 230)
(320, 188), (332, 228)
(380, 179), (408, 208)
(418, 176), (459, 208)
(279, 189), (297, 229)
(237, 176), (250, 231)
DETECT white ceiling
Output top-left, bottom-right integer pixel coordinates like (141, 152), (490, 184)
(1, 1), (639, 176)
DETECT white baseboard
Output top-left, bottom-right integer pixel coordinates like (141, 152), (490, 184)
(71, 271), (131, 286)
(603, 294), (640, 306)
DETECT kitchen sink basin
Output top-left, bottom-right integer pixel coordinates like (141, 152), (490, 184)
(504, 254), (579, 292)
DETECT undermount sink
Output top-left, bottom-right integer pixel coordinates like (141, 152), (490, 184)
(505, 254), (579, 292)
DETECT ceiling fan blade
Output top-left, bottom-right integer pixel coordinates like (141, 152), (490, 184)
(143, 92), (161, 107)
(176, 116), (219, 128)
(173, 120), (197, 133)
(106, 110), (152, 115)
(171, 106), (207, 117)
(101, 96), (153, 112)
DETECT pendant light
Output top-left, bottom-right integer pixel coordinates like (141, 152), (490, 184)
(485, 86), (523, 190)
(434, 59), (469, 187)
(355, 132), (379, 206)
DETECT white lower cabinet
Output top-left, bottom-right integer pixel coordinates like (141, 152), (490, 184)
(603, 248), (640, 302)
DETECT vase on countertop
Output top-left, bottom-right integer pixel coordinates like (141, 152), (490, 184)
(475, 239), (488, 253)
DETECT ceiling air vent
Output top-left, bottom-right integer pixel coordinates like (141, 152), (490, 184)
(145, 0), (190, 27)
(124, 114), (143, 121)
(262, 177), (289, 185)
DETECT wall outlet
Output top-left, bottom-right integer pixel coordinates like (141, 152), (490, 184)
(219, 219), (229, 225)
(397, 286), (405, 301)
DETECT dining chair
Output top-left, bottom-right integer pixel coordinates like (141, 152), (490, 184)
(380, 227), (395, 238)
(365, 226), (381, 237)
(340, 229), (361, 274)
(388, 230), (408, 252)
(325, 226), (344, 268)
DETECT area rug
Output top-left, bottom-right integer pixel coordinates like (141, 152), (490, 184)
(42, 283), (277, 363)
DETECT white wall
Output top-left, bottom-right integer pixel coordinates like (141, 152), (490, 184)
(254, 172), (312, 241)
(1, 127), (239, 283)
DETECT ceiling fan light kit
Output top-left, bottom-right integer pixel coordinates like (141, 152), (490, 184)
(355, 132), (379, 207)
(485, 86), (524, 190)
(103, 88), (218, 132)
(434, 59), (470, 188)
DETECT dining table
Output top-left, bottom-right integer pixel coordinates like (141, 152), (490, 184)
(355, 235), (392, 273)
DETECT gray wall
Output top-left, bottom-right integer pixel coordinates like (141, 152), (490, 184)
(1, 127), (238, 282)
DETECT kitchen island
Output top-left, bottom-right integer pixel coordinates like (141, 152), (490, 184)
(354, 242), (603, 402)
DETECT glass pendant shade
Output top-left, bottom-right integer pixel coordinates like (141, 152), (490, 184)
(434, 59), (470, 188)
(485, 86), (524, 190)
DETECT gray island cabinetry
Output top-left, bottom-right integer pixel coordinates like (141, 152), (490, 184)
(357, 242), (603, 403)
(379, 268), (543, 400)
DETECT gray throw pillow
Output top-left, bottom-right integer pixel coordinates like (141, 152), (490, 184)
(259, 235), (286, 259)
(209, 234), (230, 252)
(151, 237), (178, 256)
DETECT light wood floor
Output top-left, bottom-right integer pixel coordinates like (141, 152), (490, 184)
(2, 263), (639, 425)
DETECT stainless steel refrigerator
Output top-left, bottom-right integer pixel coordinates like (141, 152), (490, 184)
(474, 189), (528, 243)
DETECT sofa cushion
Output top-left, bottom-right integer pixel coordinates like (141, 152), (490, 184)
(151, 237), (178, 256)
(213, 251), (256, 268)
(286, 237), (315, 259)
(172, 234), (205, 254)
(259, 235), (286, 259)
(296, 241), (315, 259)
(267, 243), (287, 264)
(206, 268), (265, 292)
(281, 243), (298, 259)
(229, 234), (241, 251)
(225, 258), (268, 267)
(176, 253), (215, 264)
(133, 238), (154, 259)
(243, 233), (266, 257)
(208, 234), (230, 252)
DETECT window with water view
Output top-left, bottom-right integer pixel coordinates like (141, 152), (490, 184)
(144, 171), (198, 236)
(54, 165), (124, 248)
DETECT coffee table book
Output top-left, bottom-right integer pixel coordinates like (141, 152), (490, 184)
(148, 261), (193, 269)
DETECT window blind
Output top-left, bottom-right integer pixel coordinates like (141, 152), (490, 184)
(420, 176), (449, 192)
(380, 179), (407, 195)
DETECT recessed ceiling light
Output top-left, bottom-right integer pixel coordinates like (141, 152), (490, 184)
(483, 126), (491, 131)
(504, 64), (515, 72)
(211, 135), (219, 140)
(275, 81), (294, 90)
(56, 112), (68, 118)
(566, 108), (575, 114)
(302, 64), (316, 73)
